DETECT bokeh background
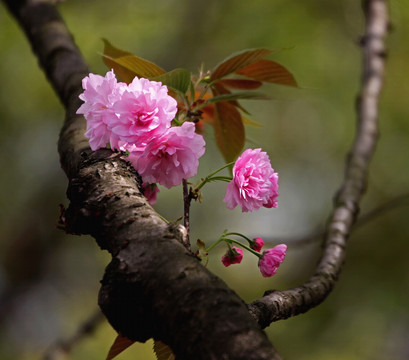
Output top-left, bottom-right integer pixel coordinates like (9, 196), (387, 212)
(1, 1), (408, 359)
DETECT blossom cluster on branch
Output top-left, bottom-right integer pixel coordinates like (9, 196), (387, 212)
(77, 68), (286, 278)
(77, 70), (205, 190)
(214, 233), (286, 277)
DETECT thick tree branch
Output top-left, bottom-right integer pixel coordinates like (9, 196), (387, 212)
(3, 0), (280, 358)
(248, 0), (389, 328)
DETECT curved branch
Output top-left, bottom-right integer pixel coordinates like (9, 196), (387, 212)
(43, 310), (104, 360)
(3, 0), (280, 358)
(248, 0), (389, 328)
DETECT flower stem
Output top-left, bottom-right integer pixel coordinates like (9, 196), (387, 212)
(205, 237), (225, 253)
(205, 235), (263, 259)
(206, 176), (232, 182)
(157, 213), (169, 224)
(195, 162), (235, 192)
(222, 238), (263, 258)
(225, 232), (253, 244)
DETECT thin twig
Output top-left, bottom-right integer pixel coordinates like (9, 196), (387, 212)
(43, 310), (104, 360)
(182, 179), (191, 251)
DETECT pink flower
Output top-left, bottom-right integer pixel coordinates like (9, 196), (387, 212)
(77, 70), (126, 150)
(251, 237), (264, 252)
(129, 122), (205, 188)
(111, 77), (177, 145)
(258, 244), (287, 277)
(77, 71), (177, 152)
(142, 182), (159, 205)
(223, 148), (279, 212)
(221, 246), (243, 267)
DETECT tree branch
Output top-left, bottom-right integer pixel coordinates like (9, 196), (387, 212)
(248, 0), (389, 328)
(3, 0), (280, 358)
(42, 310), (104, 360)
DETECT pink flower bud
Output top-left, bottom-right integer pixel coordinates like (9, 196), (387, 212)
(258, 244), (287, 277)
(221, 246), (243, 267)
(251, 237), (264, 252)
(142, 182), (159, 205)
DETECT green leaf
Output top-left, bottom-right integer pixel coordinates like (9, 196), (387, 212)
(106, 334), (135, 360)
(236, 59), (298, 87)
(102, 39), (165, 83)
(102, 54), (166, 79)
(203, 91), (270, 107)
(213, 101), (245, 163)
(210, 48), (273, 81)
(151, 68), (191, 94)
(153, 340), (175, 360)
(218, 79), (263, 90)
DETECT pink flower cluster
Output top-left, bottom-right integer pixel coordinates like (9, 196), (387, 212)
(224, 148), (279, 212)
(77, 70), (205, 190)
(220, 236), (286, 277)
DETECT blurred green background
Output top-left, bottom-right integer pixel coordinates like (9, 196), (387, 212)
(1, 0), (408, 359)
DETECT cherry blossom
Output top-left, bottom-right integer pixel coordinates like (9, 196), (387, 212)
(258, 244), (287, 277)
(129, 122), (205, 188)
(110, 77), (177, 145)
(77, 70), (126, 150)
(223, 148), (279, 212)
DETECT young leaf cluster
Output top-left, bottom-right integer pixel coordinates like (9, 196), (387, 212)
(102, 40), (298, 162)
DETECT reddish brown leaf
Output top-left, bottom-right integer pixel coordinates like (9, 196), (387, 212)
(102, 38), (133, 58)
(213, 101), (245, 163)
(102, 39), (139, 84)
(106, 334), (135, 360)
(212, 83), (250, 115)
(153, 340), (176, 360)
(201, 104), (215, 124)
(236, 59), (298, 87)
(210, 48), (272, 81)
(218, 79), (263, 90)
(104, 55), (166, 80)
